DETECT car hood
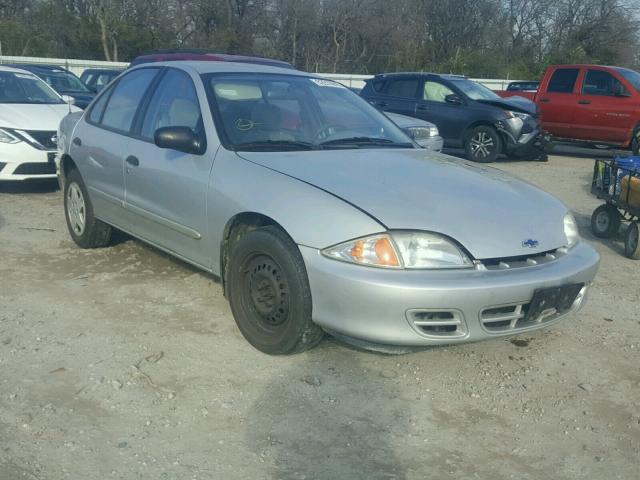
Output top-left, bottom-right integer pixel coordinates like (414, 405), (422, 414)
(238, 149), (569, 259)
(478, 96), (537, 115)
(0, 103), (79, 130)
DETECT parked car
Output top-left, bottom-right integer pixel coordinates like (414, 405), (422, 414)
(80, 68), (123, 93)
(360, 73), (547, 162)
(0, 66), (80, 181)
(506, 81), (539, 92)
(130, 49), (294, 69)
(496, 64), (640, 154)
(385, 112), (443, 151)
(8, 64), (95, 109)
(56, 61), (599, 354)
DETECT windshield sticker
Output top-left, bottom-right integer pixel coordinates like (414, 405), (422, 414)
(310, 79), (345, 88)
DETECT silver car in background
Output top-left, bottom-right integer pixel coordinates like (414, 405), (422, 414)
(56, 61), (599, 354)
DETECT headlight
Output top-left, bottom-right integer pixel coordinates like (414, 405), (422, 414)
(564, 213), (579, 247)
(322, 232), (473, 269)
(406, 125), (439, 139)
(0, 128), (20, 144)
(507, 111), (530, 121)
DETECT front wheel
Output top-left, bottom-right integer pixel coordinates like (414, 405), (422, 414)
(64, 168), (112, 248)
(464, 126), (502, 163)
(590, 204), (621, 239)
(624, 222), (640, 260)
(226, 226), (324, 354)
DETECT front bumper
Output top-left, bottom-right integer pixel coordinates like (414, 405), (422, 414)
(416, 135), (443, 152)
(300, 241), (600, 346)
(496, 116), (550, 158)
(0, 142), (57, 181)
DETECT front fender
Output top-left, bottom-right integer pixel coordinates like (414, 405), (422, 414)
(206, 149), (384, 275)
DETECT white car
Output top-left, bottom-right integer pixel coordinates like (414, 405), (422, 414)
(0, 66), (80, 181)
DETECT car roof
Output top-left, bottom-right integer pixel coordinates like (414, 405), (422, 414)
(0, 65), (38, 75)
(132, 60), (313, 77)
(372, 72), (468, 80)
(82, 68), (123, 74)
(7, 63), (73, 73)
(131, 51), (295, 69)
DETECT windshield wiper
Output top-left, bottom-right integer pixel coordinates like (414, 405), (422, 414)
(319, 137), (413, 149)
(235, 140), (317, 151)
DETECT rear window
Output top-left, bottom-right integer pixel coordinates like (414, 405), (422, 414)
(547, 69), (579, 93)
(370, 78), (385, 92)
(383, 79), (419, 98)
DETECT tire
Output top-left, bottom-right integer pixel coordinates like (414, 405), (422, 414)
(64, 168), (112, 248)
(226, 225), (324, 354)
(624, 222), (640, 260)
(632, 126), (640, 156)
(464, 126), (502, 163)
(590, 204), (621, 239)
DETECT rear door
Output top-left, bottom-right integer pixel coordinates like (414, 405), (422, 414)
(537, 67), (580, 138)
(122, 67), (215, 268)
(72, 68), (160, 226)
(573, 68), (636, 143)
(368, 76), (421, 117)
(415, 79), (464, 143)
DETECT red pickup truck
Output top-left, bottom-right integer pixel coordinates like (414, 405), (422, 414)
(497, 65), (640, 154)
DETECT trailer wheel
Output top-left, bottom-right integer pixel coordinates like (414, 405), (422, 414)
(590, 204), (621, 238)
(624, 222), (640, 260)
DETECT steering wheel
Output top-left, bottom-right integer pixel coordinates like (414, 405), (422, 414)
(314, 124), (344, 142)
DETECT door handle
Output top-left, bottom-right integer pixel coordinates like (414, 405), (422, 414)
(539, 98), (550, 103)
(72, 137), (82, 146)
(578, 100), (591, 105)
(416, 104), (428, 111)
(125, 155), (140, 167)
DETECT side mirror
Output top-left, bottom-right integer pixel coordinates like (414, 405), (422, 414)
(444, 94), (463, 105)
(154, 126), (206, 155)
(61, 94), (75, 105)
(614, 84), (631, 97)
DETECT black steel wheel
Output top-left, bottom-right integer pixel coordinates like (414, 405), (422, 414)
(590, 204), (621, 239)
(624, 222), (640, 260)
(464, 126), (502, 163)
(226, 226), (324, 354)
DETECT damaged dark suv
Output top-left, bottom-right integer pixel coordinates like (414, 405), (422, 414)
(360, 73), (548, 162)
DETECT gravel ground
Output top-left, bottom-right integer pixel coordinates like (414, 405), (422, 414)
(0, 153), (638, 480)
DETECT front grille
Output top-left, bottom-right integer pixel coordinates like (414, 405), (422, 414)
(13, 162), (56, 175)
(406, 309), (467, 338)
(481, 248), (567, 270)
(480, 285), (587, 333)
(25, 130), (57, 149)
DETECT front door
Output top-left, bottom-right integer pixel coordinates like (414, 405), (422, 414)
(123, 68), (215, 268)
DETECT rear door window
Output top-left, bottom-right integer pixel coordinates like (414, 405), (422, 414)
(383, 78), (420, 98)
(547, 69), (579, 93)
(582, 70), (628, 96)
(101, 68), (159, 133)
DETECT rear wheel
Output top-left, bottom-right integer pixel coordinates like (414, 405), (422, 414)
(464, 126), (502, 163)
(632, 126), (640, 156)
(64, 168), (112, 248)
(226, 225), (324, 354)
(624, 222), (640, 259)
(590, 204), (621, 239)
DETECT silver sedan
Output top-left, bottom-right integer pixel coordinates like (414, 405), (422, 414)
(56, 61), (599, 354)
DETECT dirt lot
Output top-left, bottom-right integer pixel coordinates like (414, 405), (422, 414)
(0, 153), (638, 480)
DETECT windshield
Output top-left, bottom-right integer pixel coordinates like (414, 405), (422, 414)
(0, 71), (63, 104)
(204, 74), (413, 151)
(615, 67), (640, 92)
(38, 70), (90, 93)
(450, 78), (501, 100)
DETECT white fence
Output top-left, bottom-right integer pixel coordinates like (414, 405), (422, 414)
(0, 55), (522, 90)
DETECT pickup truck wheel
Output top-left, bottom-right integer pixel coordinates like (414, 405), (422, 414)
(226, 226), (324, 355)
(64, 168), (112, 248)
(590, 204), (621, 239)
(632, 127), (640, 156)
(624, 222), (640, 260)
(464, 126), (501, 163)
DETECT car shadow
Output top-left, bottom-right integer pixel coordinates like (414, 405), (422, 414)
(244, 345), (411, 479)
